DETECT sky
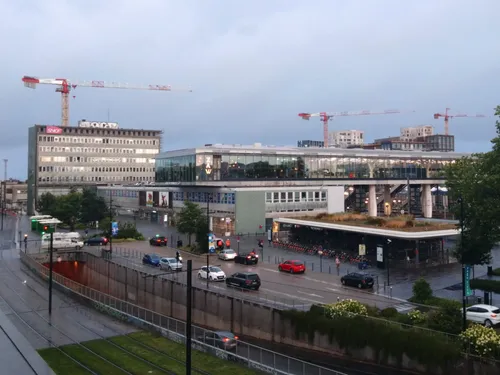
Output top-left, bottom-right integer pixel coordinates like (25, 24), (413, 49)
(1, 0), (500, 179)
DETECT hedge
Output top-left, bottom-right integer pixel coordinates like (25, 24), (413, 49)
(280, 309), (461, 370)
(470, 279), (500, 294)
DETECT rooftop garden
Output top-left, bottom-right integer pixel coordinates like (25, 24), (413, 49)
(299, 213), (457, 232)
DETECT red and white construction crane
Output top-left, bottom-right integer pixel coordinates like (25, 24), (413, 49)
(298, 109), (413, 147)
(21, 76), (192, 127)
(433, 108), (487, 135)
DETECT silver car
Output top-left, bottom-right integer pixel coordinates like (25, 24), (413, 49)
(159, 257), (182, 271)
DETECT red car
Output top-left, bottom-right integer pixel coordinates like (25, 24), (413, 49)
(278, 260), (306, 274)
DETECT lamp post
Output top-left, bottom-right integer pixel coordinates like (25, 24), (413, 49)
(458, 196), (467, 331)
(386, 239), (392, 286)
(186, 259), (192, 374)
(48, 231), (54, 315)
(317, 250), (323, 272)
(206, 192), (211, 288)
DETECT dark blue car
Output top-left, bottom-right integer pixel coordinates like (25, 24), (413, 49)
(142, 253), (160, 267)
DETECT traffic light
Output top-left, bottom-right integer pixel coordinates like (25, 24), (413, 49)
(175, 251), (180, 262)
(23, 234), (28, 243)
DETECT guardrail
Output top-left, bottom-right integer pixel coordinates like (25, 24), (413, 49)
(20, 251), (346, 375)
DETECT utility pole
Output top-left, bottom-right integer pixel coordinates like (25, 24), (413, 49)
(1, 159), (6, 231)
(186, 259), (193, 375)
(206, 192), (211, 288)
(109, 193), (113, 256)
(48, 231), (54, 315)
(459, 196), (467, 331)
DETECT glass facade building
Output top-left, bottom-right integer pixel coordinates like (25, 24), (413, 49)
(155, 145), (468, 183)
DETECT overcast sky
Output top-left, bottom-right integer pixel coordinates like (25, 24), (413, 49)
(1, 0), (499, 179)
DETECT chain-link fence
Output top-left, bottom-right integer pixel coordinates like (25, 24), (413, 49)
(21, 251), (347, 375)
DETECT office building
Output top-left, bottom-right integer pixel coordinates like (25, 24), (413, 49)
(27, 121), (162, 215)
(375, 134), (454, 152)
(328, 130), (364, 148)
(0, 180), (27, 212)
(96, 143), (468, 235)
(297, 140), (324, 148)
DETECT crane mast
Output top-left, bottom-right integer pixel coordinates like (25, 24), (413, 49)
(22, 76), (192, 127)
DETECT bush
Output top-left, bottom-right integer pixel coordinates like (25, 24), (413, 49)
(280, 309), (461, 369)
(325, 299), (368, 318)
(492, 268), (500, 277)
(470, 278), (500, 294)
(460, 324), (500, 358)
(427, 300), (462, 335)
(412, 278), (433, 303)
(366, 217), (386, 226)
(380, 307), (399, 318)
(408, 310), (427, 325)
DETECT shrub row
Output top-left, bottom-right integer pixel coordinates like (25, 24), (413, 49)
(470, 278), (500, 294)
(280, 308), (461, 370)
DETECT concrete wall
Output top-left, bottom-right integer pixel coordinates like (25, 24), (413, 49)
(235, 191), (266, 234)
(326, 186), (345, 214)
(42, 252), (490, 375)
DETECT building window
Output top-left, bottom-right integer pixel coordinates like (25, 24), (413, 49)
(265, 192), (272, 203)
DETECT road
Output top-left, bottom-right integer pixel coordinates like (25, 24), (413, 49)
(80, 242), (408, 312)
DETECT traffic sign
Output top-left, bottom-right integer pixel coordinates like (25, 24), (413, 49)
(111, 222), (119, 236)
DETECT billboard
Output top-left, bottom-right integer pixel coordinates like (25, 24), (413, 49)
(146, 191), (153, 207)
(46, 126), (62, 134)
(78, 121), (119, 129)
(160, 192), (168, 208)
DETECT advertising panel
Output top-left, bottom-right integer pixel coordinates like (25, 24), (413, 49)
(160, 192), (169, 208)
(146, 191), (153, 207)
(78, 121), (119, 129)
(376, 246), (383, 262)
(46, 126), (62, 134)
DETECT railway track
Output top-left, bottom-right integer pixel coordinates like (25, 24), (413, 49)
(0, 250), (211, 375)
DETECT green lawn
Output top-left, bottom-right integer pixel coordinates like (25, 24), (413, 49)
(39, 331), (261, 375)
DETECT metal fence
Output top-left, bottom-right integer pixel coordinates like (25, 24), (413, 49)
(20, 251), (347, 375)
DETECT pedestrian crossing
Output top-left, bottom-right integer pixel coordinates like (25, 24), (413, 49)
(393, 303), (415, 313)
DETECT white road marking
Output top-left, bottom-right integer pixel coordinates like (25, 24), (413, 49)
(297, 290), (323, 298)
(260, 288), (324, 305)
(325, 287), (342, 293)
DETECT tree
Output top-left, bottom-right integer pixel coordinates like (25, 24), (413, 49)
(195, 214), (209, 253)
(38, 192), (57, 215)
(80, 188), (107, 224)
(445, 106), (500, 265)
(177, 201), (205, 246)
(51, 192), (82, 230)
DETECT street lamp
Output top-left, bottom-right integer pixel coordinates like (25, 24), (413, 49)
(386, 239), (392, 286)
(206, 192), (211, 288)
(457, 195), (467, 331)
(317, 250), (323, 272)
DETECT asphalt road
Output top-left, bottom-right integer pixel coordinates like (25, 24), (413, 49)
(87, 241), (408, 311)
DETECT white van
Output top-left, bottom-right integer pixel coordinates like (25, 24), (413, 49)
(41, 235), (84, 251)
(42, 232), (82, 242)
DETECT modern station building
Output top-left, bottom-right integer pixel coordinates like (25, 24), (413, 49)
(27, 121), (162, 215)
(96, 143), (469, 236)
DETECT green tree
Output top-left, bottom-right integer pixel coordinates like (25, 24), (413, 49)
(445, 106), (500, 265)
(80, 188), (107, 224)
(52, 192), (82, 230)
(195, 214), (209, 253)
(38, 192), (57, 215)
(412, 278), (433, 303)
(177, 201), (205, 246)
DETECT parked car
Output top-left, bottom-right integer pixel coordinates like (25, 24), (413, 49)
(198, 266), (226, 281)
(465, 304), (500, 327)
(278, 260), (305, 274)
(218, 249), (237, 261)
(84, 236), (108, 246)
(149, 235), (168, 246)
(234, 252), (259, 265)
(199, 331), (238, 351)
(142, 253), (161, 267)
(226, 272), (261, 290)
(159, 257), (183, 271)
(340, 272), (374, 289)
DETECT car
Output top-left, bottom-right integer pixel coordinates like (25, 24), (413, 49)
(234, 252), (259, 265)
(159, 257), (182, 271)
(198, 266), (226, 281)
(340, 272), (374, 289)
(465, 304), (500, 327)
(218, 249), (237, 261)
(278, 260), (305, 274)
(149, 235), (168, 246)
(226, 272), (261, 290)
(142, 253), (161, 267)
(200, 331), (239, 351)
(84, 236), (108, 246)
